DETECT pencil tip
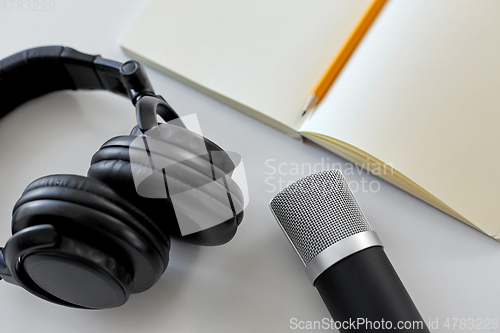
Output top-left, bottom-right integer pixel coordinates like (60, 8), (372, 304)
(301, 110), (306, 117)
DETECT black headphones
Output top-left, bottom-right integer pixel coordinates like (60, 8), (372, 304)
(0, 46), (244, 309)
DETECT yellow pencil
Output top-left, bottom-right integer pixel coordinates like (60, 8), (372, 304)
(302, 0), (387, 116)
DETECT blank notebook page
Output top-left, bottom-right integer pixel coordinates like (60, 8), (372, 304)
(121, 0), (371, 134)
(301, 0), (500, 238)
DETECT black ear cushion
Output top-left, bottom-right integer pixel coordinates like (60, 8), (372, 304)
(129, 124), (236, 175)
(88, 136), (244, 246)
(13, 175), (170, 266)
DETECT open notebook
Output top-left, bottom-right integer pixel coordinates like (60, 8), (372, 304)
(121, 0), (500, 241)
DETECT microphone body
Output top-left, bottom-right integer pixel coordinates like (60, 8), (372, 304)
(270, 170), (429, 333)
(316, 246), (427, 332)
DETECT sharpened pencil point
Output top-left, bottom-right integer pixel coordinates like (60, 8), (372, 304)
(301, 93), (319, 117)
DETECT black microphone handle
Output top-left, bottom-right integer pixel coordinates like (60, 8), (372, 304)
(314, 246), (430, 333)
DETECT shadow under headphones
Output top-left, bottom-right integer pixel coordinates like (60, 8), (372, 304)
(0, 46), (245, 309)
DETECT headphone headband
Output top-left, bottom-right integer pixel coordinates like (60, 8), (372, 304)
(0, 46), (154, 117)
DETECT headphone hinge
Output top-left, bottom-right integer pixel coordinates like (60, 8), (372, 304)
(93, 57), (155, 105)
(60, 47), (156, 106)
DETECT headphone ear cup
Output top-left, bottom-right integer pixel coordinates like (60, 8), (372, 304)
(88, 134), (243, 246)
(13, 174), (170, 264)
(10, 174), (169, 307)
(90, 158), (182, 239)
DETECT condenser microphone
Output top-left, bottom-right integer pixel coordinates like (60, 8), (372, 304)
(270, 170), (429, 333)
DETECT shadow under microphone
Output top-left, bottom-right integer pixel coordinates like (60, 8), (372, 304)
(269, 170), (430, 333)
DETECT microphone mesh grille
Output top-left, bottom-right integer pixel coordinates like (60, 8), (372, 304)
(269, 170), (371, 265)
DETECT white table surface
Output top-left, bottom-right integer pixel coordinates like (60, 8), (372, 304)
(0, 1), (499, 332)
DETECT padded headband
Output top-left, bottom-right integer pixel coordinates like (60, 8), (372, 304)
(0, 45), (162, 120)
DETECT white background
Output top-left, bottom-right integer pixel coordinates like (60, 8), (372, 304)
(0, 1), (499, 332)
